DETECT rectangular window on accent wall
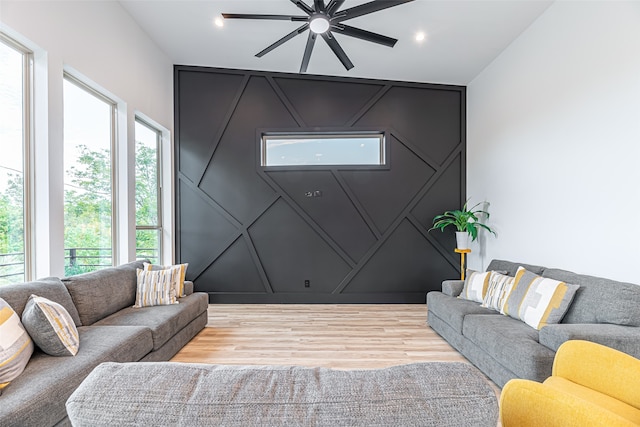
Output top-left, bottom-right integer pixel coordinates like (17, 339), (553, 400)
(135, 119), (162, 264)
(0, 35), (32, 285)
(261, 133), (385, 167)
(63, 75), (116, 276)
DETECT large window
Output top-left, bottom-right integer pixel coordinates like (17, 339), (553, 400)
(135, 119), (162, 264)
(0, 35), (31, 285)
(261, 133), (385, 167)
(63, 76), (115, 276)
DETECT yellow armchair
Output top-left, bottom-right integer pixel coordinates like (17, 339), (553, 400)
(500, 340), (640, 427)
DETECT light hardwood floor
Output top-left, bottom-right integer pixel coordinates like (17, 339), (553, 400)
(174, 304), (495, 375)
(172, 304), (471, 369)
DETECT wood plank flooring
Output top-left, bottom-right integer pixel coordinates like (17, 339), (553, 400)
(173, 304), (470, 370)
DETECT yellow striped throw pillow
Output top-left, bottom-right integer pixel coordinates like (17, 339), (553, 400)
(503, 267), (580, 330)
(134, 268), (179, 308)
(460, 270), (491, 303)
(22, 295), (80, 357)
(143, 262), (188, 298)
(0, 297), (34, 394)
(481, 271), (515, 313)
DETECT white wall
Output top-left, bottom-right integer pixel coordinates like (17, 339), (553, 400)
(467, 1), (640, 283)
(0, 1), (174, 277)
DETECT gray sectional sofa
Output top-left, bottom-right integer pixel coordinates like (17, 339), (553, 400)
(0, 260), (209, 427)
(427, 259), (640, 388)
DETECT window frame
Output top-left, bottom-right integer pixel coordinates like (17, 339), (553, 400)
(134, 117), (163, 263)
(62, 73), (118, 272)
(259, 129), (390, 171)
(0, 33), (33, 283)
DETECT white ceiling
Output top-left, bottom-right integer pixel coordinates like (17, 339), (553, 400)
(119, 0), (553, 85)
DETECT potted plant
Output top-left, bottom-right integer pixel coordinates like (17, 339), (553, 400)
(429, 200), (496, 249)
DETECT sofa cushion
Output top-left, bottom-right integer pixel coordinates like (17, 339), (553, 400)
(0, 277), (82, 326)
(94, 293), (208, 351)
(62, 260), (146, 326)
(542, 268), (640, 326)
(462, 314), (556, 381)
(426, 291), (498, 334)
(486, 259), (545, 277)
(22, 295), (80, 357)
(0, 298), (34, 395)
(0, 325), (152, 427)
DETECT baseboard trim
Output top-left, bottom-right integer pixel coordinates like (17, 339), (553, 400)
(207, 292), (428, 304)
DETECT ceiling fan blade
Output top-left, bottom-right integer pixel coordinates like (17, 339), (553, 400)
(300, 32), (317, 73)
(332, 0), (414, 22)
(331, 24), (397, 47)
(321, 32), (354, 70)
(289, 0), (314, 15)
(222, 13), (307, 21)
(256, 24), (309, 58)
(325, 0), (345, 15)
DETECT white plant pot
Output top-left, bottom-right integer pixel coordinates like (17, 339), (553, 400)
(455, 232), (471, 250)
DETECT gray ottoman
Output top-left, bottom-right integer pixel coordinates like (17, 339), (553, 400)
(66, 361), (498, 426)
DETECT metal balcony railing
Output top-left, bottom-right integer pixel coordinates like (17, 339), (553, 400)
(0, 248), (159, 284)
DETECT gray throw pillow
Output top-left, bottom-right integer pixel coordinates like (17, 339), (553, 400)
(22, 294), (80, 357)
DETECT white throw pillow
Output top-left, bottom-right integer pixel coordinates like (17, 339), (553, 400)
(459, 270), (491, 303)
(481, 271), (515, 313)
(143, 262), (188, 297)
(134, 268), (179, 308)
(0, 297), (34, 394)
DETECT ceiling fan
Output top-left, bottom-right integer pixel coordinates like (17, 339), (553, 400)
(222, 0), (415, 73)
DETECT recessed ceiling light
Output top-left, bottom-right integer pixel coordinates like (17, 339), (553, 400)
(214, 16), (224, 28)
(415, 31), (426, 42)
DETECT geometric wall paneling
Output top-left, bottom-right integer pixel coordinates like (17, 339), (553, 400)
(411, 152), (465, 252)
(198, 76), (297, 223)
(177, 179), (241, 278)
(176, 70), (246, 183)
(194, 236), (267, 294)
(272, 77), (385, 127)
(342, 219), (459, 295)
(353, 86), (462, 165)
(338, 136), (436, 234)
(248, 199), (352, 294)
(266, 170), (377, 263)
(175, 66), (466, 303)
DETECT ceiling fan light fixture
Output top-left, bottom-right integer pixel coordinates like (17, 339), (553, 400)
(222, 0), (415, 72)
(309, 15), (330, 34)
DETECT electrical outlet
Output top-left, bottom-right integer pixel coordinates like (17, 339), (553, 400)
(304, 279), (310, 287)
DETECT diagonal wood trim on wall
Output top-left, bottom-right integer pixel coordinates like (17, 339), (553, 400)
(175, 66), (466, 303)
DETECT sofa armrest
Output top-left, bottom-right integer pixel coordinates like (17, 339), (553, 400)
(500, 378), (639, 427)
(539, 324), (640, 359)
(183, 280), (194, 296)
(442, 280), (464, 297)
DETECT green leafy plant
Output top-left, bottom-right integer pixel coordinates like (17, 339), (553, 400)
(429, 200), (496, 241)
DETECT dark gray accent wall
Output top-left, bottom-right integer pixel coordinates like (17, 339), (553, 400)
(175, 66), (466, 303)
